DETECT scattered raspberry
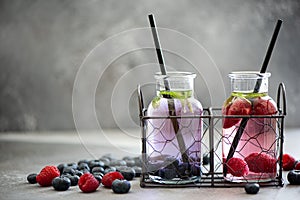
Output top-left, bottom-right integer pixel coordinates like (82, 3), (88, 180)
(226, 157), (249, 177)
(252, 97), (277, 115)
(222, 97), (252, 129)
(245, 153), (277, 173)
(78, 173), (99, 193)
(282, 154), (296, 171)
(102, 171), (124, 188)
(294, 161), (300, 170)
(36, 166), (60, 186)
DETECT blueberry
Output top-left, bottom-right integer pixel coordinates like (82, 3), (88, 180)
(80, 168), (90, 174)
(159, 168), (177, 179)
(78, 163), (90, 171)
(27, 173), (37, 184)
(244, 183), (260, 194)
(133, 156), (142, 167)
(203, 154), (210, 165)
(104, 167), (117, 174)
(57, 163), (67, 174)
(88, 160), (105, 169)
(287, 170), (300, 185)
(191, 163), (201, 176)
(93, 173), (103, 183)
(110, 160), (127, 167)
(98, 157), (110, 168)
(77, 159), (89, 166)
(74, 170), (83, 177)
(177, 163), (191, 178)
(112, 179), (131, 194)
(147, 160), (164, 175)
(61, 174), (79, 186)
(52, 177), (71, 191)
(67, 163), (78, 170)
(92, 166), (104, 174)
(117, 166), (135, 181)
(124, 159), (135, 167)
(132, 166), (142, 177)
(62, 166), (75, 175)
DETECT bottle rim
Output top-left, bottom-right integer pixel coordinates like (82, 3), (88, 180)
(229, 71), (271, 79)
(154, 71), (196, 79)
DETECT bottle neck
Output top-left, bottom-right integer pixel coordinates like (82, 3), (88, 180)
(155, 72), (195, 99)
(229, 72), (270, 94)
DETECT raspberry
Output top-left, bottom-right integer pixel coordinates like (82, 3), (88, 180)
(78, 173), (100, 193)
(102, 171), (124, 188)
(252, 97), (277, 115)
(226, 157), (249, 177)
(223, 97), (252, 129)
(245, 153), (277, 173)
(294, 161), (300, 170)
(36, 166), (60, 186)
(282, 154), (296, 171)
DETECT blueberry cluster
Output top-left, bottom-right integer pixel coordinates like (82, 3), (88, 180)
(27, 155), (142, 192)
(147, 156), (201, 180)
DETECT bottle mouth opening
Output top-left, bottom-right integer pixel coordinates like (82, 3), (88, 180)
(155, 71), (196, 79)
(229, 71), (271, 79)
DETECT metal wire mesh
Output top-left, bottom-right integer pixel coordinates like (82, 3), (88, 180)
(138, 83), (286, 188)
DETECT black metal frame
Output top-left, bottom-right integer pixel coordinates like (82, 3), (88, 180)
(138, 83), (286, 188)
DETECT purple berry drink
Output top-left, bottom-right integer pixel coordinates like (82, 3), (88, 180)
(146, 72), (203, 184)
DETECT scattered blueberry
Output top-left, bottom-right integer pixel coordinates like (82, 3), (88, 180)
(104, 167), (117, 174)
(117, 166), (135, 181)
(111, 179), (131, 194)
(78, 163), (90, 171)
(132, 166), (142, 177)
(57, 163), (67, 174)
(287, 170), (300, 185)
(77, 159), (89, 166)
(92, 166), (105, 174)
(99, 157), (110, 168)
(27, 173), (37, 184)
(93, 173), (103, 183)
(74, 170), (83, 177)
(62, 166), (75, 175)
(67, 163), (78, 170)
(110, 160), (127, 167)
(133, 156), (142, 167)
(244, 183), (260, 194)
(88, 160), (105, 169)
(61, 174), (79, 186)
(52, 177), (71, 191)
(124, 159), (135, 167)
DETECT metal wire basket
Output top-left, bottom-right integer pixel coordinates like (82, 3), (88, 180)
(138, 83), (286, 188)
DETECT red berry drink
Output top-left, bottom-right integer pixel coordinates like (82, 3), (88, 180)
(146, 72), (203, 184)
(222, 72), (278, 182)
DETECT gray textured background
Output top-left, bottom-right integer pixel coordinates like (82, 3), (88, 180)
(0, 0), (299, 131)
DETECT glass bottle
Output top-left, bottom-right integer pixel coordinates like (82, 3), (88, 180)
(222, 71), (278, 182)
(146, 71), (203, 184)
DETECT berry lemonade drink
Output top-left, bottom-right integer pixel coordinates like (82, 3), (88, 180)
(222, 72), (278, 182)
(146, 72), (203, 184)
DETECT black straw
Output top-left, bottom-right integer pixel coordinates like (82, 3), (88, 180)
(224, 19), (283, 176)
(148, 14), (189, 163)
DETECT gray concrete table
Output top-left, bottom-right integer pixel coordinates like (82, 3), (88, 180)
(0, 129), (300, 200)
